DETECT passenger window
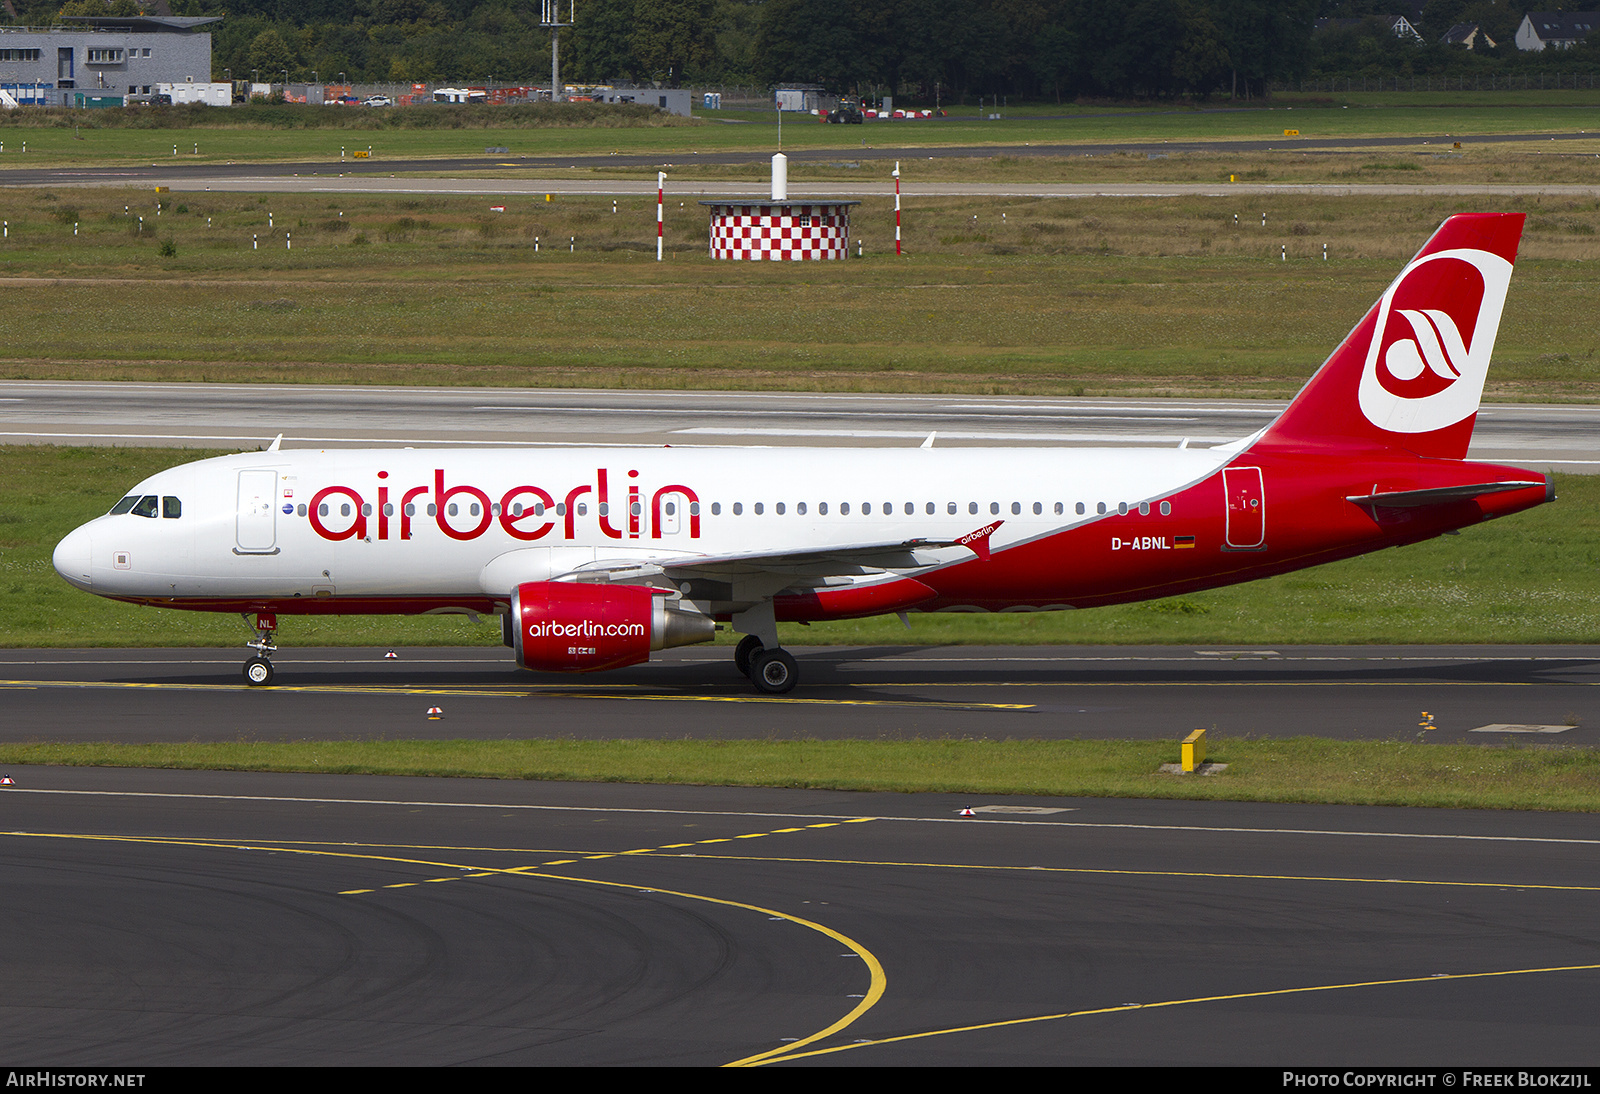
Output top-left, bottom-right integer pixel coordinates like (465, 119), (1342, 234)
(1011, 502), (1021, 515)
(110, 495), (139, 515)
(968, 502), (977, 515)
(711, 502), (721, 515)
(1139, 502), (1150, 516)
(1033, 502), (1042, 515)
(1118, 502), (1129, 515)
(926, 502), (935, 515)
(819, 502), (828, 515)
(775, 502), (785, 515)
(841, 502), (850, 515)
(1097, 502), (1107, 515)
(297, 504), (306, 517)
(1160, 501), (1171, 516)
(1076, 502), (1085, 515)
(990, 502), (1000, 516)
(948, 502), (957, 515)
(163, 497), (181, 518)
(733, 502), (743, 515)
(131, 495), (158, 518)
(751, 502), (761, 515)
(1054, 502), (1063, 515)
(796, 502), (806, 515)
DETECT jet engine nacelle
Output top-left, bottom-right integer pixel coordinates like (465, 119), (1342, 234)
(510, 581), (716, 672)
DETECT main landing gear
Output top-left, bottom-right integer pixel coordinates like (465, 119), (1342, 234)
(734, 634), (798, 695)
(242, 611), (277, 686)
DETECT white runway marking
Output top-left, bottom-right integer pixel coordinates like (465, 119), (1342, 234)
(5, 787), (1600, 844)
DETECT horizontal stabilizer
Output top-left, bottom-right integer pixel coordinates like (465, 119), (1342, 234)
(1346, 480), (1548, 509)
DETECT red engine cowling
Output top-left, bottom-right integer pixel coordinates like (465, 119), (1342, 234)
(511, 581), (716, 673)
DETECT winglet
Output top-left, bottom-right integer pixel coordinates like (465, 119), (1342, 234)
(957, 520), (1003, 561)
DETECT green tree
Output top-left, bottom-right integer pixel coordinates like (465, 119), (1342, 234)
(246, 28), (294, 76)
(632, 0), (716, 83)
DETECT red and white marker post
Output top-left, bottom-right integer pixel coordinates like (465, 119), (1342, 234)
(657, 172), (665, 261)
(893, 161), (902, 255)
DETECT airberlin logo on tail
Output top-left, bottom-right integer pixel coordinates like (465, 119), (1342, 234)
(1357, 247), (1513, 435)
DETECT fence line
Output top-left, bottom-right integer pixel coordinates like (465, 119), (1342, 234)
(1279, 73), (1600, 93)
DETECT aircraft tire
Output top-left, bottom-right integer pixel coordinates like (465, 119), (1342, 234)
(750, 648), (797, 694)
(243, 656), (274, 687)
(734, 634), (764, 677)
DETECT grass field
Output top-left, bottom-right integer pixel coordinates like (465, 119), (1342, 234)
(3, 737), (1598, 812)
(0, 188), (1595, 399)
(1, 96), (1599, 166)
(6, 446), (1597, 649)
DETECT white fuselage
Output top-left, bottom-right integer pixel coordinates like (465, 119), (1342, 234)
(53, 444), (1237, 608)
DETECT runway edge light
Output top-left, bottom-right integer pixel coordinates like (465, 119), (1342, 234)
(427, 706), (443, 720)
(0, 776), (14, 785)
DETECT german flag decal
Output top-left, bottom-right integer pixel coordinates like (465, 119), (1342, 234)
(1174, 535), (1196, 549)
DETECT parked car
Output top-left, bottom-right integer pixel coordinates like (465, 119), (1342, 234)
(363, 95), (393, 107)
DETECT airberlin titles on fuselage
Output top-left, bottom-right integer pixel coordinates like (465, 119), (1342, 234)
(305, 468), (701, 543)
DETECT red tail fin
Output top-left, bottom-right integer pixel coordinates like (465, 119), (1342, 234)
(1258, 213), (1523, 460)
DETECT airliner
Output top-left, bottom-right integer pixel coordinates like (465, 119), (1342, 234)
(53, 213), (1550, 693)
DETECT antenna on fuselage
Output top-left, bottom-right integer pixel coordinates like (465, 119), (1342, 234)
(921, 431), (936, 449)
(267, 434), (283, 452)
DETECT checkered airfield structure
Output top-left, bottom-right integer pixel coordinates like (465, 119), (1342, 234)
(700, 201), (859, 260)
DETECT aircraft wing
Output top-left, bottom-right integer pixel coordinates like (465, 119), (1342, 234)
(561, 521), (1005, 582)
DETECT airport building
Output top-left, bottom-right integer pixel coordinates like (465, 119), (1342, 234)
(0, 15), (218, 107)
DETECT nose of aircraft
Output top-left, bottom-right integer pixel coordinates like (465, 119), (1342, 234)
(53, 523), (93, 590)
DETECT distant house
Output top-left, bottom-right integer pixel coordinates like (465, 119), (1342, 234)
(1440, 22), (1497, 50)
(1515, 11), (1600, 50)
(1313, 15), (1425, 44)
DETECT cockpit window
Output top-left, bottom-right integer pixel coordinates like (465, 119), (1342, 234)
(162, 496), (182, 519)
(109, 496), (139, 515)
(130, 495), (159, 518)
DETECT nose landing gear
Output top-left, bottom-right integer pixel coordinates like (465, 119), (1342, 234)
(242, 611), (277, 686)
